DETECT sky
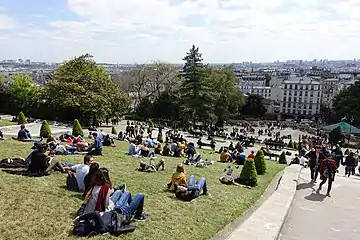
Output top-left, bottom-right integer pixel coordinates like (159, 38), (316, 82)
(0, 0), (360, 63)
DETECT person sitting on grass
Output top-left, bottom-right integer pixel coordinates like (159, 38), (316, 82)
(139, 143), (154, 158)
(64, 155), (94, 193)
(0, 130), (6, 140)
(219, 148), (231, 162)
(83, 162), (100, 197)
(46, 135), (59, 150)
(162, 143), (172, 156)
(16, 124), (35, 142)
(87, 132), (103, 156)
(28, 143), (65, 176)
(173, 145), (182, 158)
(128, 143), (140, 156)
(154, 144), (162, 155)
(82, 168), (113, 214)
(137, 158), (165, 172)
(174, 175), (208, 201)
(167, 164), (187, 191)
(103, 134), (116, 147)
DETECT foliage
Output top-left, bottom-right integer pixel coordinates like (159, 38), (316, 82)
(180, 45), (216, 124)
(329, 126), (344, 145)
(279, 151), (287, 164)
(333, 82), (360, 126)
(40, 120), (52, 138)
(136, 98), (154, 119)
(288, 140), (294, 149)
(237, 159), (258, 187)
(6, 74), (40, 115)
(242, 94), (267, 117)
(293, 141), (298, 150)
(72, 119), (84, 137)
(111, 126), (117, 135)
(151, 92), (182, 121)
(254, 150), (267, 175)
(43, 54), (129, 125)
(157, 131), (163, 143)
(18, 111), (28, 124)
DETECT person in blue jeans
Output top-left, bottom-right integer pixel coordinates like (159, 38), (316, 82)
(174, 175), (208, 201)
(110, 189), (147, 221)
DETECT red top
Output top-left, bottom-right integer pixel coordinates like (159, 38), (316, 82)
(247, 153), (255, 159)
(319, 158), (337, 180)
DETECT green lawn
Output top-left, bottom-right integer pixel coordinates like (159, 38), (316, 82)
(0, 118), (15, 127)
(0, 140), (285, 240)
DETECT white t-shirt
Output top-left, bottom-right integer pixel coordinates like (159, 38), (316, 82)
(71, 164), (89, 192)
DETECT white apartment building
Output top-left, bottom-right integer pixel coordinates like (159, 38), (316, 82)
(321, 78), (340, 107)
(238, 75), (266, 94)
(281, 77), (322, 116)
(250, 86), (271, 99)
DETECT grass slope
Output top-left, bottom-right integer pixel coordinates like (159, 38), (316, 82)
(0, 140), (285, 240)
(0, 119), (15, 127)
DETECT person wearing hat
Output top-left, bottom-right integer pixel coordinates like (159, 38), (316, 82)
(28, 143), (65, 176)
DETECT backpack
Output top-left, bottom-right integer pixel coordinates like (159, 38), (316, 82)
(323, 160), (333, 179)
(104, 211), (134, 236)
(66, 172), (79, 191)
(72, 218), (97, 237)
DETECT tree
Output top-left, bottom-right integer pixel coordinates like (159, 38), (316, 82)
(44, 54), (129, 125)
(151, 91), (182, 121)
(329, 126), (344, 145)
(208, 66), (245, 124)
(111, 126), (117, 135)
(288, 140), (294, 149)
(7, 74), (39, 115)
(18, 111), (28, 124)
(236, 159), (258, 187)
(180, 45), (215, 125)
(254, 150), (267, 175)
(279, 151), (287, 164)
(72, 119), (84, 137)
(40, 120), (52, 138)
(242, 94), (267, 117)
(135, 98), (153, 119)
(333, 82), (360, 126)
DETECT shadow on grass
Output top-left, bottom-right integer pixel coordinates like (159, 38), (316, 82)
(2, 169), (29, 176)
(304, 192), (327, 202)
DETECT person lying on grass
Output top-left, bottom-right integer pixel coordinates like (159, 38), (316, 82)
(167, 164), (187, 191)
(137, 158), (165, 172)
(28, 143), (65, 176)
(173, 175), (208, 201)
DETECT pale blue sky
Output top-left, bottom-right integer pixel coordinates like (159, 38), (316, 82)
(0, 0), (359, 63)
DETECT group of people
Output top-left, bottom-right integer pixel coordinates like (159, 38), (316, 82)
(218, 142), (255, 165)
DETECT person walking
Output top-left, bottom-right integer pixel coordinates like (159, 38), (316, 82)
(317, 156), (337, 197)
(306, 147), (325, 183)
(344, 151), (356, 177)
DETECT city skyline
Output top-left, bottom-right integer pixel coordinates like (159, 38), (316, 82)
(1, 0), (360, 63)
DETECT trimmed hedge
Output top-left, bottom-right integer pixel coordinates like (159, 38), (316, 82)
(18, 111), (28, 124)
(72, 119), (84, 137)
(111, 126), (117, 135)
(237, 159), (258, 187)
(287, 140), (294, 149)
(40, 120), (52, 138)
(279, 151), (287, 164)
(254, 149), (267, 175)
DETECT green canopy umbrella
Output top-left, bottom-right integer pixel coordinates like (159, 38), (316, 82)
(322, 121), (360, 134)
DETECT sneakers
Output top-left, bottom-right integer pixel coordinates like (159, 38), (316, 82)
(134, 215), (147, 221)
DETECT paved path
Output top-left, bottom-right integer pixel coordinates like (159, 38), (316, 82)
(279, 166), (360, 240)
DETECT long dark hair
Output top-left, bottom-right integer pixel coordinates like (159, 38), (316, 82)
(89, 162), (100, 175)
(99, 167), (112, 188)
(91, 169), (108, 186)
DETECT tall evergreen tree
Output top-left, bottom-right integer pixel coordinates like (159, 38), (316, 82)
(180, 45), (215, 125)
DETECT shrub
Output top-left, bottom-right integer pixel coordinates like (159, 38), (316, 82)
(287, 140), (294, 149)
(293, 141), (298, 150)
(150, 121), (155, 128)
(40, 120), (52, 138)
(111, 126), (117, 135)
(18, 111), (28, 124)
(237, 159), (258, 187)
(279, 151), (287, 164)
(72, 119), (84, 137)
(157, 132), (163, 143)
(254, 149), (266, 175)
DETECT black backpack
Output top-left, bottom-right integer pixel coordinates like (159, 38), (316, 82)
(66, 172), (79, 191)
(104, 211), (134, 236)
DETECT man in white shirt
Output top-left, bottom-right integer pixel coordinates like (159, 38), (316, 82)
(64, 155), (93, 192)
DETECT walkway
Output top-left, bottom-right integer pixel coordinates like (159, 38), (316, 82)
(279, 166), (360, 240)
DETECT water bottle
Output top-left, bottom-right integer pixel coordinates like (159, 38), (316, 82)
(227, 166), (233, 176)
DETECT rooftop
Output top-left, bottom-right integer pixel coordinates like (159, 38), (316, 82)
(283, 77), (320, 85)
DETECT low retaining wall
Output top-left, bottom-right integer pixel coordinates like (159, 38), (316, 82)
(224, 164), (302, 240)
(0, 123), (38, 132)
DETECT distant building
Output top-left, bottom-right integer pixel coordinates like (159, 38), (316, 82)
(281, 77), (322, 116)
(238, 75), (266, 94)
(321, 78), (340, 108)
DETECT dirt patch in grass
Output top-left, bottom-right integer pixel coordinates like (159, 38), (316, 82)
(0, 140), (285, 240)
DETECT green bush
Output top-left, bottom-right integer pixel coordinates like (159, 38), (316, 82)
(279, 151), (287, 164)
(72, 119), (84, 137)
(40, 120), (52, 138)
(18, 111), (28, 124)
(157, 132), (163, 143)
(287, 140), (294, 149)
(111, 126), (117, 135)
(293, 141), (298, 150)
(237, 159), (258, 187)
(254, 149), (266, 175)
(150, 121), (155, 128)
